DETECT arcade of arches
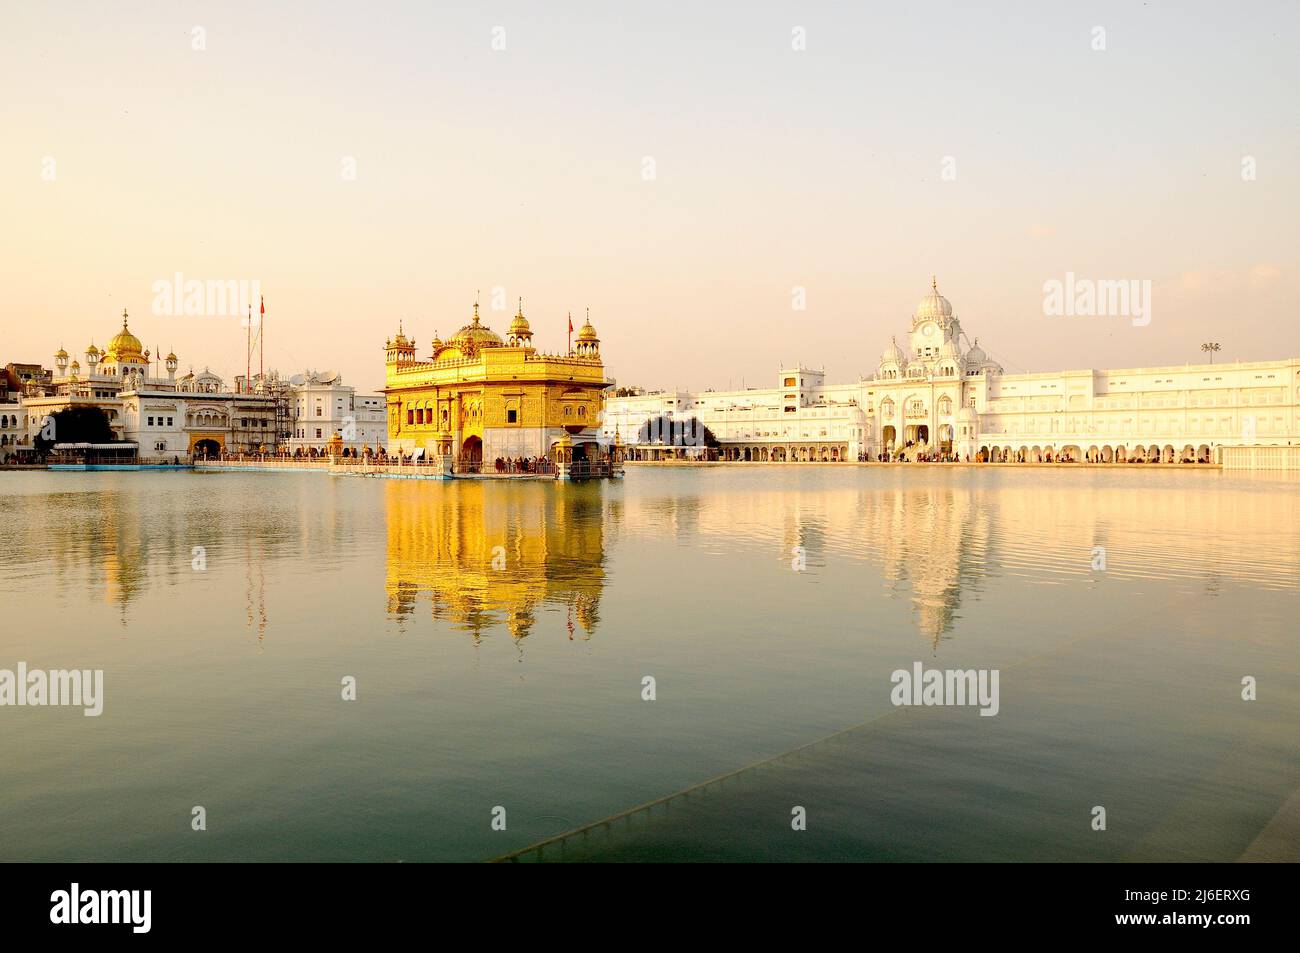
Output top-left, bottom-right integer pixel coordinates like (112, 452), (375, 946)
(975, 443), (1214, 464)
(720, 443), (851, 462)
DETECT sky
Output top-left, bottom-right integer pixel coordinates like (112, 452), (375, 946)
(2, 0), (1297, 394)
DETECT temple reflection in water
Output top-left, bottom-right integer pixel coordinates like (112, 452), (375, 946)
(384, 480), (608, 641)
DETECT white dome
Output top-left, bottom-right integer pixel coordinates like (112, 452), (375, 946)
(915, 277), (953, 320)
(938, 339), (961, 360)
(880, 336), (907, 366)
(966, 338), (987, 364)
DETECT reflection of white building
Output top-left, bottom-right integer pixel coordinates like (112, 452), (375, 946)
(286, 370), (386, 455)
(17, 311), (280, 461)
(605, 280), (1300, 464)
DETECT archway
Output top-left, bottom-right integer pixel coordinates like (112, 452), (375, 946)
(194, 438), (221, 459)
(461, 435), (483, 463)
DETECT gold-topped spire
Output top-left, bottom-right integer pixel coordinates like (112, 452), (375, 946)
(931, 275), (938, 292)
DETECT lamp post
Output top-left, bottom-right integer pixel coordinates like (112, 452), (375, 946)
(1201, 342), (1220, 365)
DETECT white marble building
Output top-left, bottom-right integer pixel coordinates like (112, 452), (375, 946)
(16, 311), (281, 461)
(604, 280), (1300, 464)
(285, 370), (386, 455)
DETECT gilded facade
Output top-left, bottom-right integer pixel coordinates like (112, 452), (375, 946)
(383, 301), (608, 463)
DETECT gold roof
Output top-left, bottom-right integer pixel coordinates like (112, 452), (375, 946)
(448, 302), (503, 350)
(106, 310), (144, 360)
(508, 300), (530, 335)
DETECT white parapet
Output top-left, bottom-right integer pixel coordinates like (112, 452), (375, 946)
(1220, 445), (1300, 470)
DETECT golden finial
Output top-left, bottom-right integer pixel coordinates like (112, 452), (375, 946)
(517, 296), (524, 316)
(473, 291), (481, 324)
(122, 308), (129, 326)
(931, 275), (938, 292)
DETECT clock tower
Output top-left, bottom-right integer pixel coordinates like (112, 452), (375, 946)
(910, 276), (961, 361)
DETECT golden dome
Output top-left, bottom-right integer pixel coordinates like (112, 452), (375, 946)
(508, 304), (531, 336)
(86, 343), (100, 356)
(55, 347), (68, 359)
(576, 318), (598, 342)
(388, 318), (413, 349)
(106, 310), (144, 360)
(448, 302), (504, 351)
(166, 351), (178, 362)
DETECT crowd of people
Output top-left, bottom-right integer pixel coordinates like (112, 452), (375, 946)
(492, 456), (553, 474)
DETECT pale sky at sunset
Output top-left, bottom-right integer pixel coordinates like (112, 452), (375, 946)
(2, 0), (1297, 395)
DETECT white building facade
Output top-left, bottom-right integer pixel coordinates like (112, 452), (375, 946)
(285, 370), (387, 455)
(604, 281), (1300, 464)
(16, 311), (281, 461)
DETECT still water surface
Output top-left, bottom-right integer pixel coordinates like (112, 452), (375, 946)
(1, 467), (1296, 861)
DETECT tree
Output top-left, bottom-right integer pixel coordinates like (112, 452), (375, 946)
(33, 406), (116, 455)
(637, 414), (719, 449)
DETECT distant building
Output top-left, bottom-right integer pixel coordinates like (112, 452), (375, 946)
(382, 300), (608, 463)
(605, 279), (1300, 464)
(285, 370), (386, 455)
(16, 310), (280, 461)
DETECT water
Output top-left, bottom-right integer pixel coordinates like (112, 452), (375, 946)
(0, 466), (1296, 861)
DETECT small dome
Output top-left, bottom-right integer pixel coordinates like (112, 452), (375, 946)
(70, 360), (81, 371)
(55, 347), (69, 359)
(86, 343), (100, 356)
(966, 338), (987, 364)
(915, 277), (953, 321)
(509, 310), (531, 336)
(166, 351), (178, 362)
(880, 336), (906, 366)
(938, 339), (960, 359)
(576, 319), (598, 343)
(388, 319), (414, 349)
